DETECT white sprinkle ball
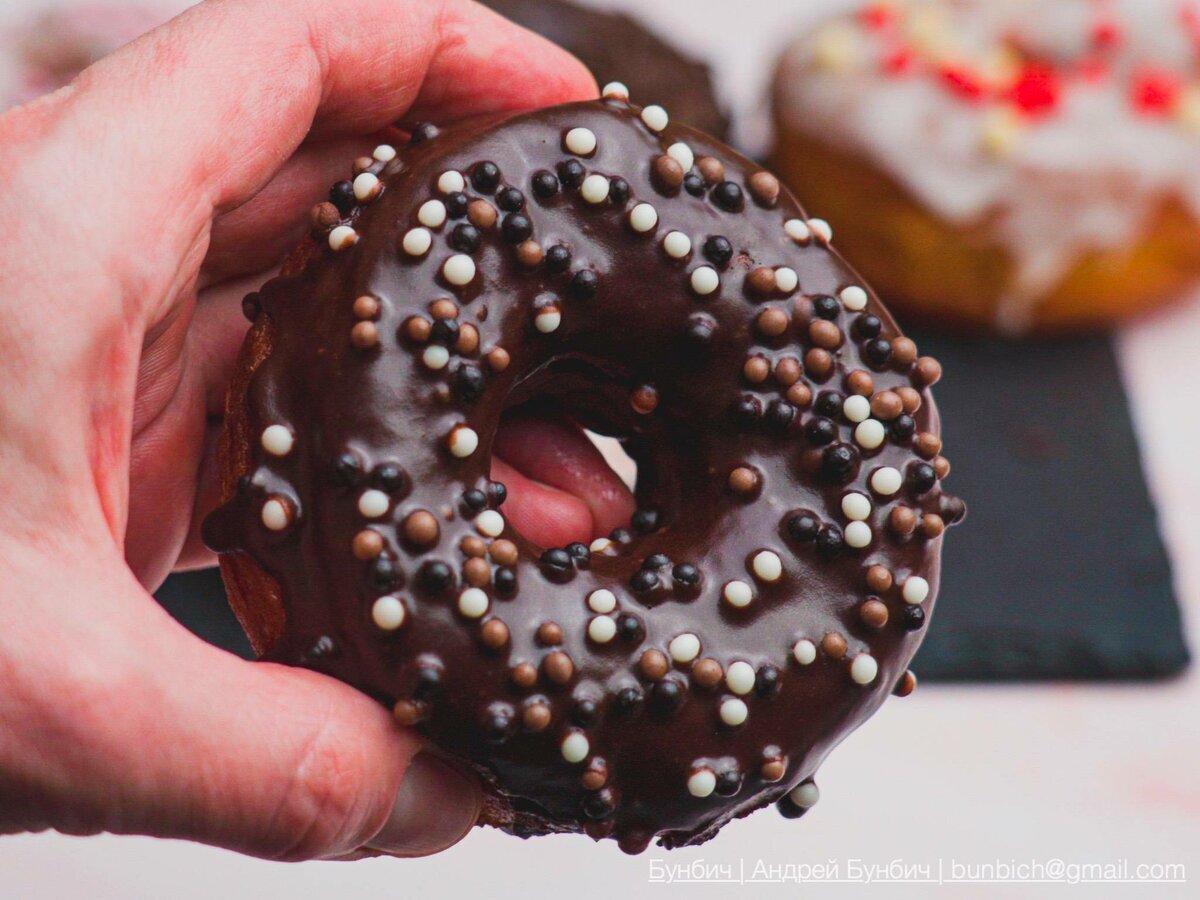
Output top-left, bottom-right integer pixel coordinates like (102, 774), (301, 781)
(372, 596), (406, 631)
(687, 768), (716, 797)
(641, 105), (669, 131)
(535, 308), (562, 333)
(841, 492), (872, 521)
(564, 126), (597, 156)
(261, 498), (290, 531)
(726, 661), (756, 695)
(871, 466), (903, 496)
(402, 227), (432, 256)
(449, 425), (479, 458)
(840, 285), (869, 311)
(589, 537), (614, 553)
(663, 231), (692, 258)
(475, 510), (505, 537)
(601, 81), (630, 100)
(793, 639), (817, 665)
(723, 580), (754, 608)
(628, 203), (659, 233)
(789, 782), (820, 808)
(418, 199), (447, 228)
(666, 141), (694, 171)
(903, 576), (930, 605)
(353, 172), (380, 201)
(328, 225), (357, 251)
(843, 394), (871, 423)
(587, 589), (617, 614)
(458, 588), (489, 618)
(443, 254), (476, 286)
(784, 219), (811, 243)
(690, 266), (719, 296)
(422, 345), (450, 370)
(372, 144), (397, 162)
(358, 489), (390, 519)
(845, 521), (873, 548)
(751, 550), (784, 582)
(437, 170), (465, 193)
(855, 419), (886, 450)
(260, 424), (294, 457)
(850, 653), (879, 685)
(588, 615), (618, 643)
(808, 218), (833, 243)
(669, 633), (701, 663)
(561, 732), (590, 763)
(775, 267), (799, 293)
(719, 698), (749, 727)
(581, 174), (610, 204)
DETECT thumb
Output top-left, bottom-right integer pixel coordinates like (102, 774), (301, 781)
(156, 645), (482, 860)
(31, 576), (481, 860)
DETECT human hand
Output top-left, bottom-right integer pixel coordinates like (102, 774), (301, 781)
(0, 0), (622, 861)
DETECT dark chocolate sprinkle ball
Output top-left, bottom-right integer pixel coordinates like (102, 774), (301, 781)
(471, 161), (501, 193)
(632, 509), (661, 534)
(570, 269), (599, 300)
(450, 223), (482, 253)
(502, 213), (533, 243)
(330, 452), (363, 487)
(812, 295), (841, 319)
(711, 180), (744, 211)
(786, 511), (821, 542)
(703, 235), (733, 267)
(545, 243), (572, 273)
(532, 170), (559, 199)
(556, 158), (585, 188)
(445, 191), (469, 218)
(903, 605), (927, 631)
(497, 187), (525, 212)
(329, 180), (355, 215)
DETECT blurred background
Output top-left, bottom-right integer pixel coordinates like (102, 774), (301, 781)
(2, 0), (1198, 897)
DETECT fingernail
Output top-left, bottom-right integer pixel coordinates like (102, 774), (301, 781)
(366, 751), (481, 857)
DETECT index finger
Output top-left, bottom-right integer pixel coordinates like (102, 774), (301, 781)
(16, 0), (595, 265)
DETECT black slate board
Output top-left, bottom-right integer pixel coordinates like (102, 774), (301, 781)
(909, 329), (1188, 681)
(155, 332), (1189, 681)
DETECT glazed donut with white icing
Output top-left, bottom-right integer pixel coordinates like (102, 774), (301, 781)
(203, 86), (964, 853)
(772, 0), (1200, 333)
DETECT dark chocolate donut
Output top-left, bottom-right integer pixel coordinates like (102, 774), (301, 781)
(486, 0), (729, 139)
(203, 90), (964, 854)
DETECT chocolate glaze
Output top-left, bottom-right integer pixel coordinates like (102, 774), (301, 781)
(203, 98), (963, 853)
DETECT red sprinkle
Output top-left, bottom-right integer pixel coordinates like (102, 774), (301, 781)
(1131, 67), (1181, 115)
(860, 2), (897, 30)
(1090, 18), (1122, 49)
(883, 45), (916, 76)
(938, 64), (988, 103)
(1006, 63), (1061, 117)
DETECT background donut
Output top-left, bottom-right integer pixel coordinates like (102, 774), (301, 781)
(203, 94), (963, 853)
(486, 0), (729, 139)
(771, 0), (1200, 333)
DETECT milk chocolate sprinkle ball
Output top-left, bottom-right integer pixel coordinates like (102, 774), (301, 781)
(749, 171), (780, 206)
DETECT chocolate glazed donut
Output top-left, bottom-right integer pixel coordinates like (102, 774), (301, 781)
(203, 86), (964, 854)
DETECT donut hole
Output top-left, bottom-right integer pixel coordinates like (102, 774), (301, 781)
(584, 432), (637, 492)
(489, 356), (680, 550)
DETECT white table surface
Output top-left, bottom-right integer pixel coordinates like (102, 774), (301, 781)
(2, 1), (1198, 897)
